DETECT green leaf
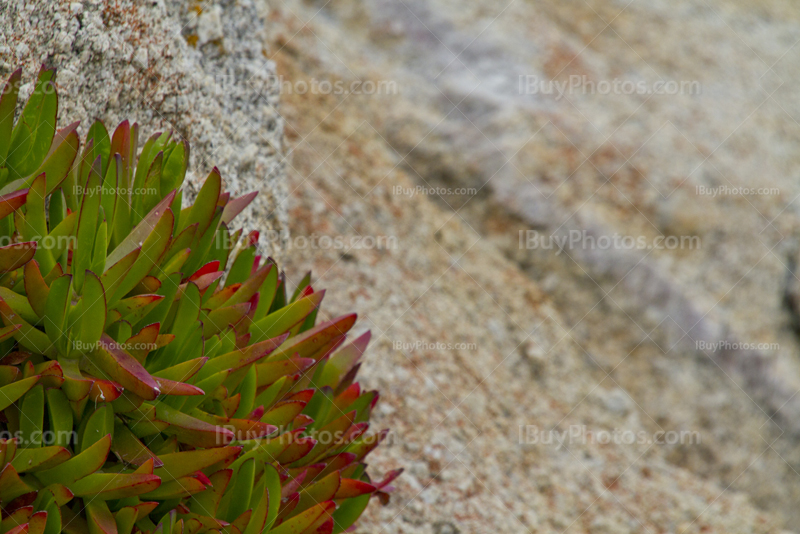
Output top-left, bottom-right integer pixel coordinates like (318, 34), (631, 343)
(270, 502), (336, 534)
(10, 444), (70, 473)
(0, 67), (22, 166)
(101, 153), (120, 240)
(111, 419), (161, 467)
(30, 123), (80, 195)
(291, 271), (312, 303)
(6, 67), (57, 180)
(85, 500), (116, 534)
(155, 447), (240, 482)
(110, 208), (173, 304)
(331, 493), (370, 534)
(35, 433), (111, 486)
(106, 190), (176, 268)
(44, 274), (72, 352)
(250, 291), (324, 343)
(0, 297), (51, 354)
(295, 472), (340, 516)
(70, 472), (161, 500)
(180, 168), (220, 236)
(226, 245), (256, 287)
(19, 384), (44, 448)
(45, 388), (72, 448)
(0, 286), (40, 324)
(161, 139), (188, 195)
(79, 404), (114, 453)
(139, 151), (163, 218)
(92, 218), (108, 274)
(85, 120), (111, 177)
(73, 156), (103, 292)
(225, 457), (255, 522)
(75, 271), (107, 350)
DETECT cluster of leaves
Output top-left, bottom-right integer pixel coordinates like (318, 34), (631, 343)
(0, 66), (399, 534)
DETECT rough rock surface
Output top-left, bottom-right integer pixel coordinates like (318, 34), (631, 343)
(268, 0), (800, 531)
(0, 0), (287, 255)
(1, 0), (796, 533)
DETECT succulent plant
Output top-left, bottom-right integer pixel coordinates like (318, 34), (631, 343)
(0, 66), (399, 534)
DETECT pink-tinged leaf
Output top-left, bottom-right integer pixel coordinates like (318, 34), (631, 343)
(309, 518), (333, 534)
(85, 500), (117, 534)
(186, 261), (220, 283)
(270, 502), (335, 534)
(289, 390), (316, 403)
(154, 377), (204, 396)
(132, 275), (161, 295)
(313, 453), (357, 482)
(316, 332), (370, 390)
(126, 322), (160, 363)
(293, 414), (314, 428)
(205, 283), (241, 309)
(87, 378), (123, 403)
(4, 524), (29, 534)
(181, 271), (224, 294)
(152, 357), (207, 383)
(0, 189), (28, 220)
(101, 247), (140, 297)
(200, 335), (289, 379)
(221, 192), (258, 225)
(58, 358), (94, 402)
(90, 334), (160, 400)
(1, 506), (33, 528)
(294, 472), (340, 516)
(334, 479), (376, 499)
(246, 231), (259, 247)
(276, 437), (317, 465)
(270, 314), (357, 361)
(374, 468), (404, 490)
(106, 190), (177, 267)
(23, 261), (48, 318)
(282, 471), (309, 498)
(0, 324), (21, 344)
(70, 472), (162, 499)
(260, 400), (308, 428)
(333, 384), (361, 413)
(32, 124), (80, 194)
(0, 464), (35, 503)
(0, 242), (36, 273)
(224, 264), (272, 308)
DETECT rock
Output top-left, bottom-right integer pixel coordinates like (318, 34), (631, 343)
(196, 5), (224, 47)
(0, 0), (287, 257)
(266, 0), (800, 528)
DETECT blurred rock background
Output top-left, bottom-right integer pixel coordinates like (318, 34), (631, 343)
(3, 0), (800, 532)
